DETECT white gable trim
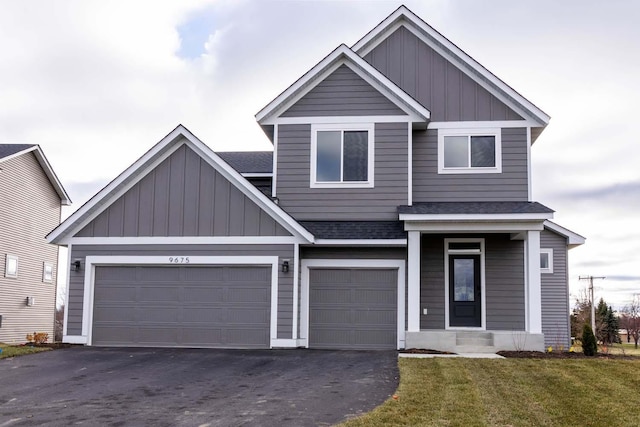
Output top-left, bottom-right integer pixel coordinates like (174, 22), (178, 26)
(543, 220), (586, 248)
(47, 125), (314, 244)
(0, 145), (71, 205)
(256, 44), (430, 125)
(352, 6), (550, 127)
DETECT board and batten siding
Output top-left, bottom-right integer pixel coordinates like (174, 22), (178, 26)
(281, 64), (405, 117)
(363, 26), (523, 122)
(420, 234), (525, 330)
(66, 244), (295, 340)
(0, 152), (60, 343)
(276, 122), (409, 220)
(541, 229), (570, 348)
(76, 145), (289, 238)
(412, 127), (528, 202)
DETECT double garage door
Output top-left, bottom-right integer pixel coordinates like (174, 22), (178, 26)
(92, 265), (271, 348)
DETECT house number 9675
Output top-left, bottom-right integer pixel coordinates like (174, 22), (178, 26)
(168, 257), (190, 264)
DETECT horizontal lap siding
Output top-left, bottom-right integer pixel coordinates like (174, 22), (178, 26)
(420, 236), (445, 329)
(0, 153), (60, 343)
(277, 123), (408, 220)
(282, 64), (404, 117)
(363, 26), (522, 121)
(66, 244), (295, 340)
(541, 230), (570, 348)
(76, 145), (289, 238)
(413, 128), (528, 202)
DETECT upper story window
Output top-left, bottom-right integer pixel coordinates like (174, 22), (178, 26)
(5, 254), (18, 278)
(311, 123), (374, 188)
(438, 128), (502, 174)
(540, 249), (553, 274)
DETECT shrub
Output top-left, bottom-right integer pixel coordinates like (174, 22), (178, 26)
(26, 332), (49, 345)
(582, 324), (597, 356)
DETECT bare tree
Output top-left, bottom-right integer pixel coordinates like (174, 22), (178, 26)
(621, 295), (640, 349)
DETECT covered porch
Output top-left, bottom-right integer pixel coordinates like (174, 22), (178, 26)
(400, 202), (554, 353)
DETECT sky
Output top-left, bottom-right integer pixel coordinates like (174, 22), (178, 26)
(1, 0), (638, 309)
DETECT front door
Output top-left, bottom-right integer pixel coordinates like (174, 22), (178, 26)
(449, 255), (481, 327)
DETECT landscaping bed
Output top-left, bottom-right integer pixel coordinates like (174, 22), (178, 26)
(497, 350), (639, 359)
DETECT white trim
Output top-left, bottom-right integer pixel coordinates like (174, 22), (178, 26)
(4, 254), (18, 278)
(241, 173), (272, 178)
(256, 45), (429, 124)
(272, 124), (278, 198)
(444, 238), (486, 330)
(404, 221), (546, 233)
(407, 231), (421, 332)
(80, 255), (280, 347)
(400, 213), (552, 222)
(61, 236), (304, 246)
(540, 248), (554, 274)
(313, 239), (407, 246)
(270, 115), (413, 125)
(62, 243), (72, 338)
(352, 7), (549, 126)
(527, 127), (532, 201)
(526, 231), (542, 334)
(47, 125), (314, 244)
(429, 120), (533, 129)
(310, 123), (375, 188)
(437, 128), (502, 174)
(543, 220), (586, 248)
(62, 335), (87, 344)
(407, 121), (413, 206)
(300, 259), (406, 349)
(292, 243), (300, 341)
(270, 339), (297, 348)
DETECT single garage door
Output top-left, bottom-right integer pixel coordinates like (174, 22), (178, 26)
(309, 268), (397, 349)
(92, 265), (271, 348)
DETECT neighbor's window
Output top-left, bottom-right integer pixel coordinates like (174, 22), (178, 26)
(540, 249), (553, 274)
(5, 255), (18, 278)
(43, 262), (54, 283)
(311, 124), (374, 188)
(438, 129), (501, 174)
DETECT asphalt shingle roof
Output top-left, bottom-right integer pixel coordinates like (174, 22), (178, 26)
(300, 221), (406, 240)
(0, 144), (35, 160)
(397, 201), (554, 215)
(217, 151), (273, 174)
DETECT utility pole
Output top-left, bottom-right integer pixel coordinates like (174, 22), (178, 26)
(579, 276), (606, 333)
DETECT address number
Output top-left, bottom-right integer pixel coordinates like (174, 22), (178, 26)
(168, 257), (190, 264)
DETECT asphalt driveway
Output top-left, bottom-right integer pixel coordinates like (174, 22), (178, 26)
(0, 347), (398, 426)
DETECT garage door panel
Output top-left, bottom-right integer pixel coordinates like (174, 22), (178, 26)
(93, 307), (136, 322)
(311, 288), (351, 304)
(137, 307), (180, 323)
(137, 287), (180, 302)
(94, 285), (137, 302)
(226, 266), (271, 282)
(353, 309), (396, 325)
(139, 267), (181, 281)
(228, 287), (269, 303)
(185, 266), (224, 281)
(138, 327), (179, 344)
(95, 266), (136, 281)
(182, 286), (225, 302)
(310, 309), (351, 324)
(354, 289), (396, 305)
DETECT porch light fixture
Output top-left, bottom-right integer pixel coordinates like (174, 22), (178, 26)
(282, 260), (290, 273)
(71, 259), (82, 272)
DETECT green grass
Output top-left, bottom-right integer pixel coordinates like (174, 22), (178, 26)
(0, 343), (50, 359)
(341, 358), (640, 426)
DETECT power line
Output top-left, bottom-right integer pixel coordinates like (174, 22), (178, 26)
(579, 276), (606, 332)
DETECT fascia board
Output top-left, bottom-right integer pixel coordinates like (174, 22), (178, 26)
(543, 220), (586, 247)
(399, 213), (553, 221)
(352, 6), (550, 126)
(404, 221), (546, 232)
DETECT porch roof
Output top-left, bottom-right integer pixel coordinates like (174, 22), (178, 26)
(300, 221), (406, 240)
(398, 201), (554, 215)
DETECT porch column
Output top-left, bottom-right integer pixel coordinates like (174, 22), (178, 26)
(407, 230), (421, 332)
(526, 230), (542, 334)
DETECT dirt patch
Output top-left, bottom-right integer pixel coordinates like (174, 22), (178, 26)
(400, 348), (456, 355)
(497, 351), (640, 359)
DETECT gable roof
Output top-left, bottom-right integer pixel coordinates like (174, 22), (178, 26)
(352, 6), (550, 127)
(544, 220), (586, 249)
(256, 44), (430, 125)
(217, 151), (273, 174)
(46, 125), (313, 244)
(0, 144), (71, 205)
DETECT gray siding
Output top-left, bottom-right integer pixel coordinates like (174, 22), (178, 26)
(541, 229), (570, 348)
(282, 64), (405, 117)
(412, 127), (529, 202)
(420, 234), (525, 330)
(363, 26), (523, 122)
(276, 122), (409, 220)
(66, 244), (295, 340)
(76, 145), (290, 237)
(0, 152), (60, 343)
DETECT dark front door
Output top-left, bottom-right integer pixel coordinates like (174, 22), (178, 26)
(449, 255), (481, 327)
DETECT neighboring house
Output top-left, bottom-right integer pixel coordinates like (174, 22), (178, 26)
(48, 6), (584, 352)
(0, 144), (71, 344)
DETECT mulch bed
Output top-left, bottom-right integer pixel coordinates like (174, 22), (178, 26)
(497, 351), (640, 359)
(400, 348), (456, 355)
(22, 343), (76, 349)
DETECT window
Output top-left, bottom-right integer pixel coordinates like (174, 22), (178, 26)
(438, 128), (501, 174)
(5, 255), (18, 278)
(540, 249), (553, 274)
(43, 262), (54, 283)
(311, 124), (374, 188)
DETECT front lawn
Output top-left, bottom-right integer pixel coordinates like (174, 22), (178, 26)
(0, 343), (50, 359)
(342, 357), (640, 426)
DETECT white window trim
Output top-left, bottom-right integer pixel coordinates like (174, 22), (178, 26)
(5, 254), (18, 278)
(444, 238), (486, 330)
(310, 123), (375, 188)
(540, 249), (554, 274)
(43, 262), (54, 283)
(438, 128), (502, 174)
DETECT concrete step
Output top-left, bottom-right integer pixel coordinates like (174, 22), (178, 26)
(456, 332), (494, 347)
(454, 344), (498, 354)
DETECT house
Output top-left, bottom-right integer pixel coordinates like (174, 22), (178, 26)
(47, 6), (584, 352)
(0, 144), (71, 344)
